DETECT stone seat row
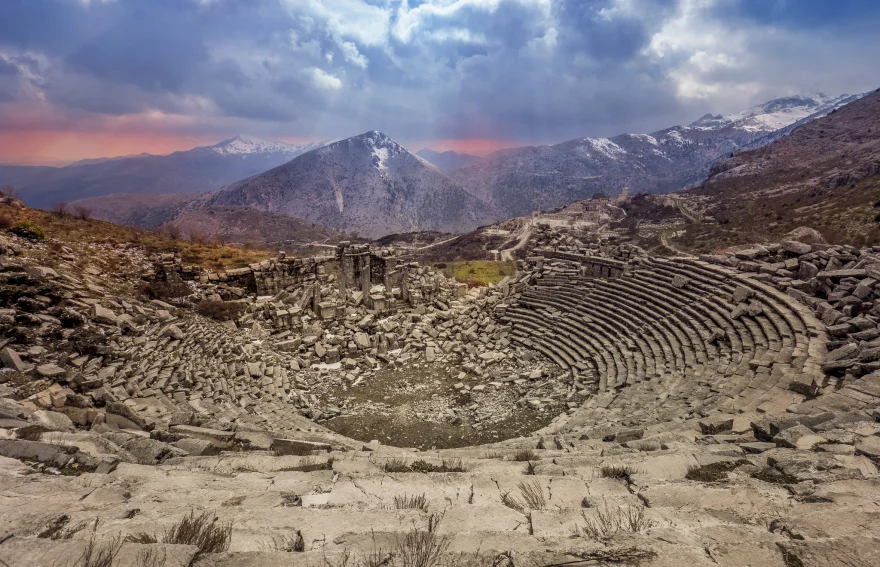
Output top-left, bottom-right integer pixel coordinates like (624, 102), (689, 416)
(504, 258), (827, 421)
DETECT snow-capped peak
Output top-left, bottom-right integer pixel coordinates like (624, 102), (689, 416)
(689, 93), (859, 133)
(576, 137), (627, 159)
(211, 135), (327, 156)
(346, 131), (407, 171)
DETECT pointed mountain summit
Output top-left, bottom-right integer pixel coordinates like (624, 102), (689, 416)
(194, 131), (497, 238)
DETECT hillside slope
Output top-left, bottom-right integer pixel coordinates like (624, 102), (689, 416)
(159, 206), (345, 247)
(71, 193), (200, 229)
(679, 88), (880, 250)
(196, 131), (498, 238)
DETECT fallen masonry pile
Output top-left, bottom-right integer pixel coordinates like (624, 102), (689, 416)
(700, 242), (880, 381)
(531, 222), (645, 262)
(0, 234), (569, 448)
(1, 227), (879, 566)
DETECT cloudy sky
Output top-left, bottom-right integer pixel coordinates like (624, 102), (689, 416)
(0, 0), (878, 164)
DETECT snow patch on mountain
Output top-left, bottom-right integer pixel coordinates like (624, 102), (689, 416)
(689, 93), (861, 133)
(663, 129), (688, 145)
(578, 137), (627, 159)
(629, 133), (659, 146)
(212, 135), (328, 157)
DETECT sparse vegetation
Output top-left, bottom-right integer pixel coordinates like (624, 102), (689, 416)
(511, 449), (536, 462)
(500, 480), (546, 513)
(574, 503), (656, 539)
(125, 510), (232, 557)
(52, 202), (72, 218)
(0, 205), (273, 271)
(8, 219), (46, 240)
(433, 260), (515, 287)
(600, 465), (638, 483)
(0, 210), (13, 230)
(135, 547), (168, 567)
(394, 494), (428, 511)
(74, 205), (92, 221)
(395, 513), (449, 567)
(384, 459), (467, 474)
(38, 515), (91, 540)
(63, 534), (124, 567)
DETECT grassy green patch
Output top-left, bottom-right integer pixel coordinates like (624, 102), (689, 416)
(433, 260), (516, 287)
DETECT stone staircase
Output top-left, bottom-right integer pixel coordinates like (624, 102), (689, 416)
(500, 257), (828, 436)
(2, 411), (878, 567)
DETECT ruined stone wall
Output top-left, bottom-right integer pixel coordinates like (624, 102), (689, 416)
(159, 253), (328, 297)
(531, 248), (628, 278)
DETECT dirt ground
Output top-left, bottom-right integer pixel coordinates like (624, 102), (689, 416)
(312, 362), (580, 450)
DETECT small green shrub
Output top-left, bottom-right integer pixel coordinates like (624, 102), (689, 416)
(9, 220), (46, 240)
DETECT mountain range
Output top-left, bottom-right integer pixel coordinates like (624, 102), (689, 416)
(4, 91), (866, 240)
(449, 93), (861, 218)
(1, 135), (331, 210)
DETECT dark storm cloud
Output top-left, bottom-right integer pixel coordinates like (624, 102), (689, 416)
(0, 0), (877, 146)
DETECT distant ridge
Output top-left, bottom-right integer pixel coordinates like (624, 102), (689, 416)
(416, 148), (481, 170)
(2, 135), (332, 210)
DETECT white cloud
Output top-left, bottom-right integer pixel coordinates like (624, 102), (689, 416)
(281, 0), (391, 47)
(311, 68), (343, 90)
(642, 0), (750, 100)
(336, 39), (369, 69)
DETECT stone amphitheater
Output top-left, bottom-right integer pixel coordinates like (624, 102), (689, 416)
(1, 222), (879, 567)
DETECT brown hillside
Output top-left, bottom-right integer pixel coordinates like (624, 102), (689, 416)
(682, 88), (880, 251)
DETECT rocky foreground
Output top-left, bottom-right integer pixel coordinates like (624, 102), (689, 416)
(0, 223), (879, 566)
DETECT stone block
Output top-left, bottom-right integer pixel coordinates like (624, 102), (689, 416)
(0, 347), (27, 372)
(698, 415), (734, 435)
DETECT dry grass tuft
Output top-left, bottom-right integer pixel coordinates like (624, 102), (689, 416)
(383, 458), (412, 473)
(511, 449), (536, 462)
(600, 465), (638, 484)
(574, 503), (657, 540)
(60, 534), (123, 567)
(38, 515), (92, 540)
(501, 480), (546, 513)
(394, 494), (429, 512)
(125, 510), (232, 557)
(135, 547), (167, 567)
(163, 510), (232, 554)
(395, 513), (449, 567)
